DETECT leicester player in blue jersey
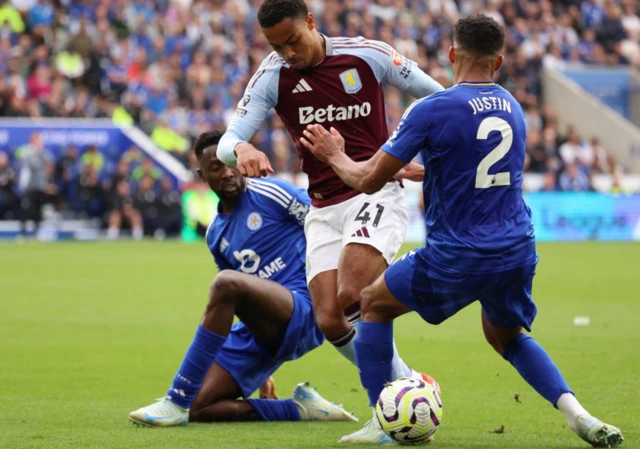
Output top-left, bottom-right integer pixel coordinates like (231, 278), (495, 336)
(301, 15), (623, 448)
(129, 130), (357, 427)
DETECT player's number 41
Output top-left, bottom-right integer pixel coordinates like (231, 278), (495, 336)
(475, 117), (513, 189)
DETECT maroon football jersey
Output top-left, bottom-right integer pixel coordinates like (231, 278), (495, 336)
(219, 36), (443, 207)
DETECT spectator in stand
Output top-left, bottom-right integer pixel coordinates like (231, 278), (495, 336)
(132, 158), (162, 182)
(540, 171), (559, 192)
(559, 163), (593, 192)
(54, 145), (78, 210)
(105, 159), (131, 194)
(156, 176), (182, 239)
(81, 145), (104, 175)
(76, 164), (104, 218)
(121, 146), (145, 166)
(559, 127), (585, 167)
(17, 132), (49, 236)
(134, 175), (158, 236)
(588, 137), (612, 174)
(0, 151), (18, 219)
(107, 180), (143, 240)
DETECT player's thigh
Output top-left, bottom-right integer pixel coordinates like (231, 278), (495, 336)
(385, 250), (479, 325)
(337, 243), (388, 310)
(479, 264), (538, 334)
(304, 204), (343, 285)
(218, 271), (295, 344)
(190, 362), (241, 415)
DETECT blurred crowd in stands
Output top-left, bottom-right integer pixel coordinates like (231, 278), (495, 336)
(0, 0), (639, 231)
(0, 131), (183, 237)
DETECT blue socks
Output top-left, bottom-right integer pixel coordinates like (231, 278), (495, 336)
(248, 399), (301, 421)
(503, 333), (573, 406)
(355, 321), (394, 407)
(167, 325), (227, 408)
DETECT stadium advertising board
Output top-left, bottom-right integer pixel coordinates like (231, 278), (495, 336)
(404, 189), (640, 243)
(0, 120), (127, 157)
(523, 192), (640, 242)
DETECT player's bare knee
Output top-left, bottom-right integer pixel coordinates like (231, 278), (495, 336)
(360, 285), (382, 321)
(313, 303), (346, 337)
(336, 284), (360, 311)
(208, 270), (242, 308)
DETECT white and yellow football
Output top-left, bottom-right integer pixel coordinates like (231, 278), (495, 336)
(375, 376), (443, 444)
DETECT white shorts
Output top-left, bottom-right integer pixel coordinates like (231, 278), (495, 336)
(304, 182), (408, 283)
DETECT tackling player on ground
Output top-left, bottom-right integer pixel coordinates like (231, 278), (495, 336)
(302, 15), (624, 448)
(217, 2), (443, 441)
(129, 131), (357, 427)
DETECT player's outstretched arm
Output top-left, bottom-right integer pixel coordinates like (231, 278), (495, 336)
(217, 54), (280, 177)
(301, 125), (405, 194)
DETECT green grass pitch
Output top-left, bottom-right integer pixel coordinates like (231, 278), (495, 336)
(1, 241), (638, 449)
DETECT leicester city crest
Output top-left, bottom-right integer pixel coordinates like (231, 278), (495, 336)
(339, 69), (362, 94)
(247, 212), (263, 231)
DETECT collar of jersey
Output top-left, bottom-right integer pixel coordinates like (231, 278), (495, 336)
(310, 34), (331, 68)
(458, 81), (496, 86)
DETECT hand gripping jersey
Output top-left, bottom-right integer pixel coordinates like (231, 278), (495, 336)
(218, 36), (443, 208)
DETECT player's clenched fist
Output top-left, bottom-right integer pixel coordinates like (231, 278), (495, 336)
(300, 125), (345, 164)
(234, 142), (274, 177)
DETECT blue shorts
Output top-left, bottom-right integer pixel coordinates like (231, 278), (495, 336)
(385, 251), (538, 331)
(215, 290), (324, 399)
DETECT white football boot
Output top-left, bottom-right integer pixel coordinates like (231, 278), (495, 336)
(339, 414), (396, 445)
(292, 382), (359, 422)
(574, 414), (624, 448)
(129, 397), (189, 427)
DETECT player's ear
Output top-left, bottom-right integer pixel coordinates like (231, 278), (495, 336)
(306, 12), (314, 30)
(494, 54), (504, 71)
(196, 168), (204, 183)
(448, 46), (455, 64)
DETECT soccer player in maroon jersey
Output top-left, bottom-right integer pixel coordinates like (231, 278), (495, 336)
(217, 2), (443, 441)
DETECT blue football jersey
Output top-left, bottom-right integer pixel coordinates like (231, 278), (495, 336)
(206, 178), (310, 292)
(382, 82), (537, 274)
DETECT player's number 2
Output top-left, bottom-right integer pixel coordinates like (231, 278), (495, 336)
(475, 117), (513, 189)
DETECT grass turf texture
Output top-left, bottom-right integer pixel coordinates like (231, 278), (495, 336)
(0, 241), (638, 449)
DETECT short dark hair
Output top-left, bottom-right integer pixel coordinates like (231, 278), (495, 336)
(454, 15), (505, 57)
(258, 0), (308, 28)
(192, 130), (224, 161)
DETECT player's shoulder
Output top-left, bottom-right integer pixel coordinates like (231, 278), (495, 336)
(247, 52), (287, 88)
(421, 85), (482, 113)
(257, 51), (287, 69)
(330, 36), (397, 61)
(246, 177), (296, 210)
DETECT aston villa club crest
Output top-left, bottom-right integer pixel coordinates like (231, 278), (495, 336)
(339, 69), (362, 94)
